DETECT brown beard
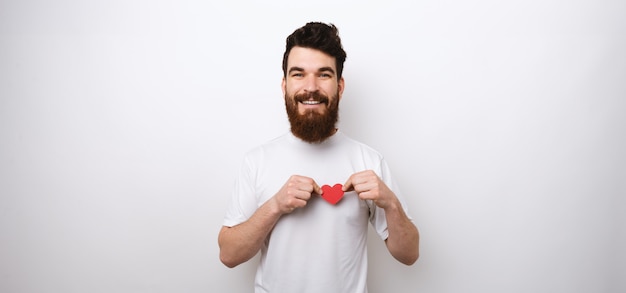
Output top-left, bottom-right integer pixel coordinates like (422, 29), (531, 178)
(285, 91), (339, 143)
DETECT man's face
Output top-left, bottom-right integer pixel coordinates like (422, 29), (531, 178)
(282, 47), (345, 143)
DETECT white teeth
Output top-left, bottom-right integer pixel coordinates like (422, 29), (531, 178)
(301, 100), (321, 105)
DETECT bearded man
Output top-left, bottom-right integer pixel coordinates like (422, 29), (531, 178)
(218, 22), (420, 293)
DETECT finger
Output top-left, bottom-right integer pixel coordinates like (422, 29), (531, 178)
(342, 176), (355, 192)
(355, 189), (374, 200)
(295, 176), (319, 192)
(292, 188), (313, 200)
(312, 181), (323, 195)
(287, 197), (307, 211)
(289, 175), (311, 187)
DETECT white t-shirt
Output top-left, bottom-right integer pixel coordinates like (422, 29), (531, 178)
(223, 131), (411, 293)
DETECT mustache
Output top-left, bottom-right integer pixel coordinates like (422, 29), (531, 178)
(294, 92), (330, 104)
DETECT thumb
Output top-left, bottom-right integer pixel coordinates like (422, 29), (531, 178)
(313, 182), (323, 195)
(342, 177), (354, 192)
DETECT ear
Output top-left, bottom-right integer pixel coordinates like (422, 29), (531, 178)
(337, 77), (345, 100)
(281, 77), (286, 96)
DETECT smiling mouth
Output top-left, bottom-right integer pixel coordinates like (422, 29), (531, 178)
(300, 100), (324, 105)
(294, 91), (329, 106)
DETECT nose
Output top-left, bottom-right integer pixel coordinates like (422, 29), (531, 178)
(303, 75), (319, 93)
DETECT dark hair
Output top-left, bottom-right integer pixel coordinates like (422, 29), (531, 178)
(282, 22), (347, 79)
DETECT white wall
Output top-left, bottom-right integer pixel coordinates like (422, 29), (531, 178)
(1, 1), (624, 292)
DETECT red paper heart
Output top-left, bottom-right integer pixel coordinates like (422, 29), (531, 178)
(321, 184), (344, 205)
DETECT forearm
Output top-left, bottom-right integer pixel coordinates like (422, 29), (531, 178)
(218, 199), (282, 268)
(384, 199), (420, 265)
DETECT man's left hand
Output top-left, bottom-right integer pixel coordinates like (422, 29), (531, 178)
(343, 170), (396, 209)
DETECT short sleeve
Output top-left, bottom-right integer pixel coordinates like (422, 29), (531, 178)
(222, 155), (258, 227)
(369, 157), (413, 240)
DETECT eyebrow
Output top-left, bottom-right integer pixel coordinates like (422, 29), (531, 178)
(318, 67), (336, 75)
(288, 66), (336, 75)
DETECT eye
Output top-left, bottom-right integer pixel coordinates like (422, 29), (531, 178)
(319, 73), (332, 78)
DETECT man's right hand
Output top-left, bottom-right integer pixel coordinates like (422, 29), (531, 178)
(272, 175), (322, 214)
